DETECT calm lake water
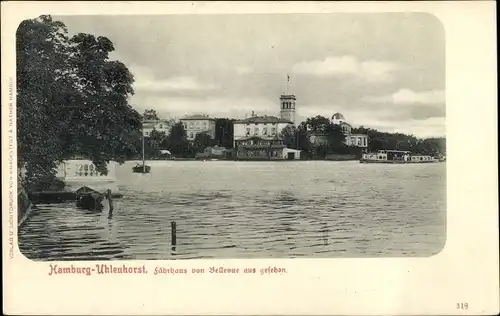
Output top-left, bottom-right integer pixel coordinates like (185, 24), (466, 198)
(18, 161), (446, 260)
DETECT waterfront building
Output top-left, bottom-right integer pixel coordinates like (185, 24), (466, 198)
(195, 145), (227, 159)
(233, 115), (299, 159)
(231, 91), (300, 159)
(234, 135), (300, 160)
(143, 119), (175, 137)
(180, 114), (216, 141)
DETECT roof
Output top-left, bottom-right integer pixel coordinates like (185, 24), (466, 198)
(235, 135), (283, 141)
(379, 150), (411, 153)
(143, 119), (173, 127)
(180, 114), (215, 120)
(332, 113), (345, 120)
(234, 115), (293, 124)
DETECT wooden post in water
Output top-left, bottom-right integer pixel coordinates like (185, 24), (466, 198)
(107, 189), (114, 218)
(171, 221), (177, 246)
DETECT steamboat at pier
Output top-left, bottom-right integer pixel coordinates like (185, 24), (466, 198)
(360, 150), (442, 164)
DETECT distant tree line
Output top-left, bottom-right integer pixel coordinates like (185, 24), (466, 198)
(351, 126), (446, 156)
(279, 116), (446, 159)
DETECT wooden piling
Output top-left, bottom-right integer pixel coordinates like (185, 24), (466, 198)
(107, 189), (114, 218)
(171, 221), (177, 246)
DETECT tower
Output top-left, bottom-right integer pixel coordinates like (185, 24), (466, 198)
(280, 94), (296, 124)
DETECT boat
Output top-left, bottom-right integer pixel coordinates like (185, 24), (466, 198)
(360, 150), (440, 164)
(132, 163), (151, 173)
(132, 123), (151, 173)
(76, 186), (104, 211)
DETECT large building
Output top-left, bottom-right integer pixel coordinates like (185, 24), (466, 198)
(143, 119), (175, 137)
(232, 98), (298, 159)
(309, 112), (368, 148)
(180, 114), (216, 141)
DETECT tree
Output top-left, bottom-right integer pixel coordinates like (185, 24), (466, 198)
(193, 132), (215, 153)
(301, 115), (346, 156)
(145, 129), (167, 159)
(297, 122), (312, 156)
(143, 109), (159, 120)
(16, 16), (69, 188)
(16, 15), (142, 188)
(324, 123), (346, 152)
(280, 125), (299, 149)
(215, 118), (235, 148)
(304, 115), (331, 133)
(167, 122), (190, 157)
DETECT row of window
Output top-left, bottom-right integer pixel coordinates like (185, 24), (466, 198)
(237, 140), (283, 146)
(411, 156), (433, 161)
(188, 131), (214, 139)
(144, 128), (171, 136)
(282, 102), (294, 109)
(245, 122), (277, 126)
(246, 127), (277, 136)
(349, 137), (367, 146)
(183, 121), (209, 129)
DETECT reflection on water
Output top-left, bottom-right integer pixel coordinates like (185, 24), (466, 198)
(18, 161), (446, 260)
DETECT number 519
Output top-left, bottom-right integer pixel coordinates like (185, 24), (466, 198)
(457, 303), (468, 310)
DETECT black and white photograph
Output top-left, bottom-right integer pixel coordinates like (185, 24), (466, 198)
(3, 2), (499, 316)
(16, 12), (448, 261)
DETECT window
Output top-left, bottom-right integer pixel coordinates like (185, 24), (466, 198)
(246, 128), (251, 136)
(189, 122), (194, 127)
(145, 132), (149, 136)
(263, 128), (268, 135)
(254, 128), (259, 135)
(271, 128), (276, 135)
(189, 132), (194, 139)
(159, 124), (163, 129)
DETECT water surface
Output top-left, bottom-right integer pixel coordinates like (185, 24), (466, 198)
(19, 161), (446, 260)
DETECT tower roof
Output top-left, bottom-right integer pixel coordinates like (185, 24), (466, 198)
(280, 94), (296, 100)
(332, 112), (345, 120)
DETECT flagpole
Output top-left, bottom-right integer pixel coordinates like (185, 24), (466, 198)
(286, 74), (289, 95)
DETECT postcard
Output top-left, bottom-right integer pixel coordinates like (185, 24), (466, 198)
(2, 1), (498, 315)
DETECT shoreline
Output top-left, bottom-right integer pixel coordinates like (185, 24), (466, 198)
(125, 157), (361, 162)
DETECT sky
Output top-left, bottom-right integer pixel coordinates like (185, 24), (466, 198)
(56, 13), (445, 138)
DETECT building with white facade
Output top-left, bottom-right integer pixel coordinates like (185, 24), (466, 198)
(143, 119), (176, 137)
(233, 115), (295, 159)
(233, 115), (293, 146)
(180, 114), (216, 141)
